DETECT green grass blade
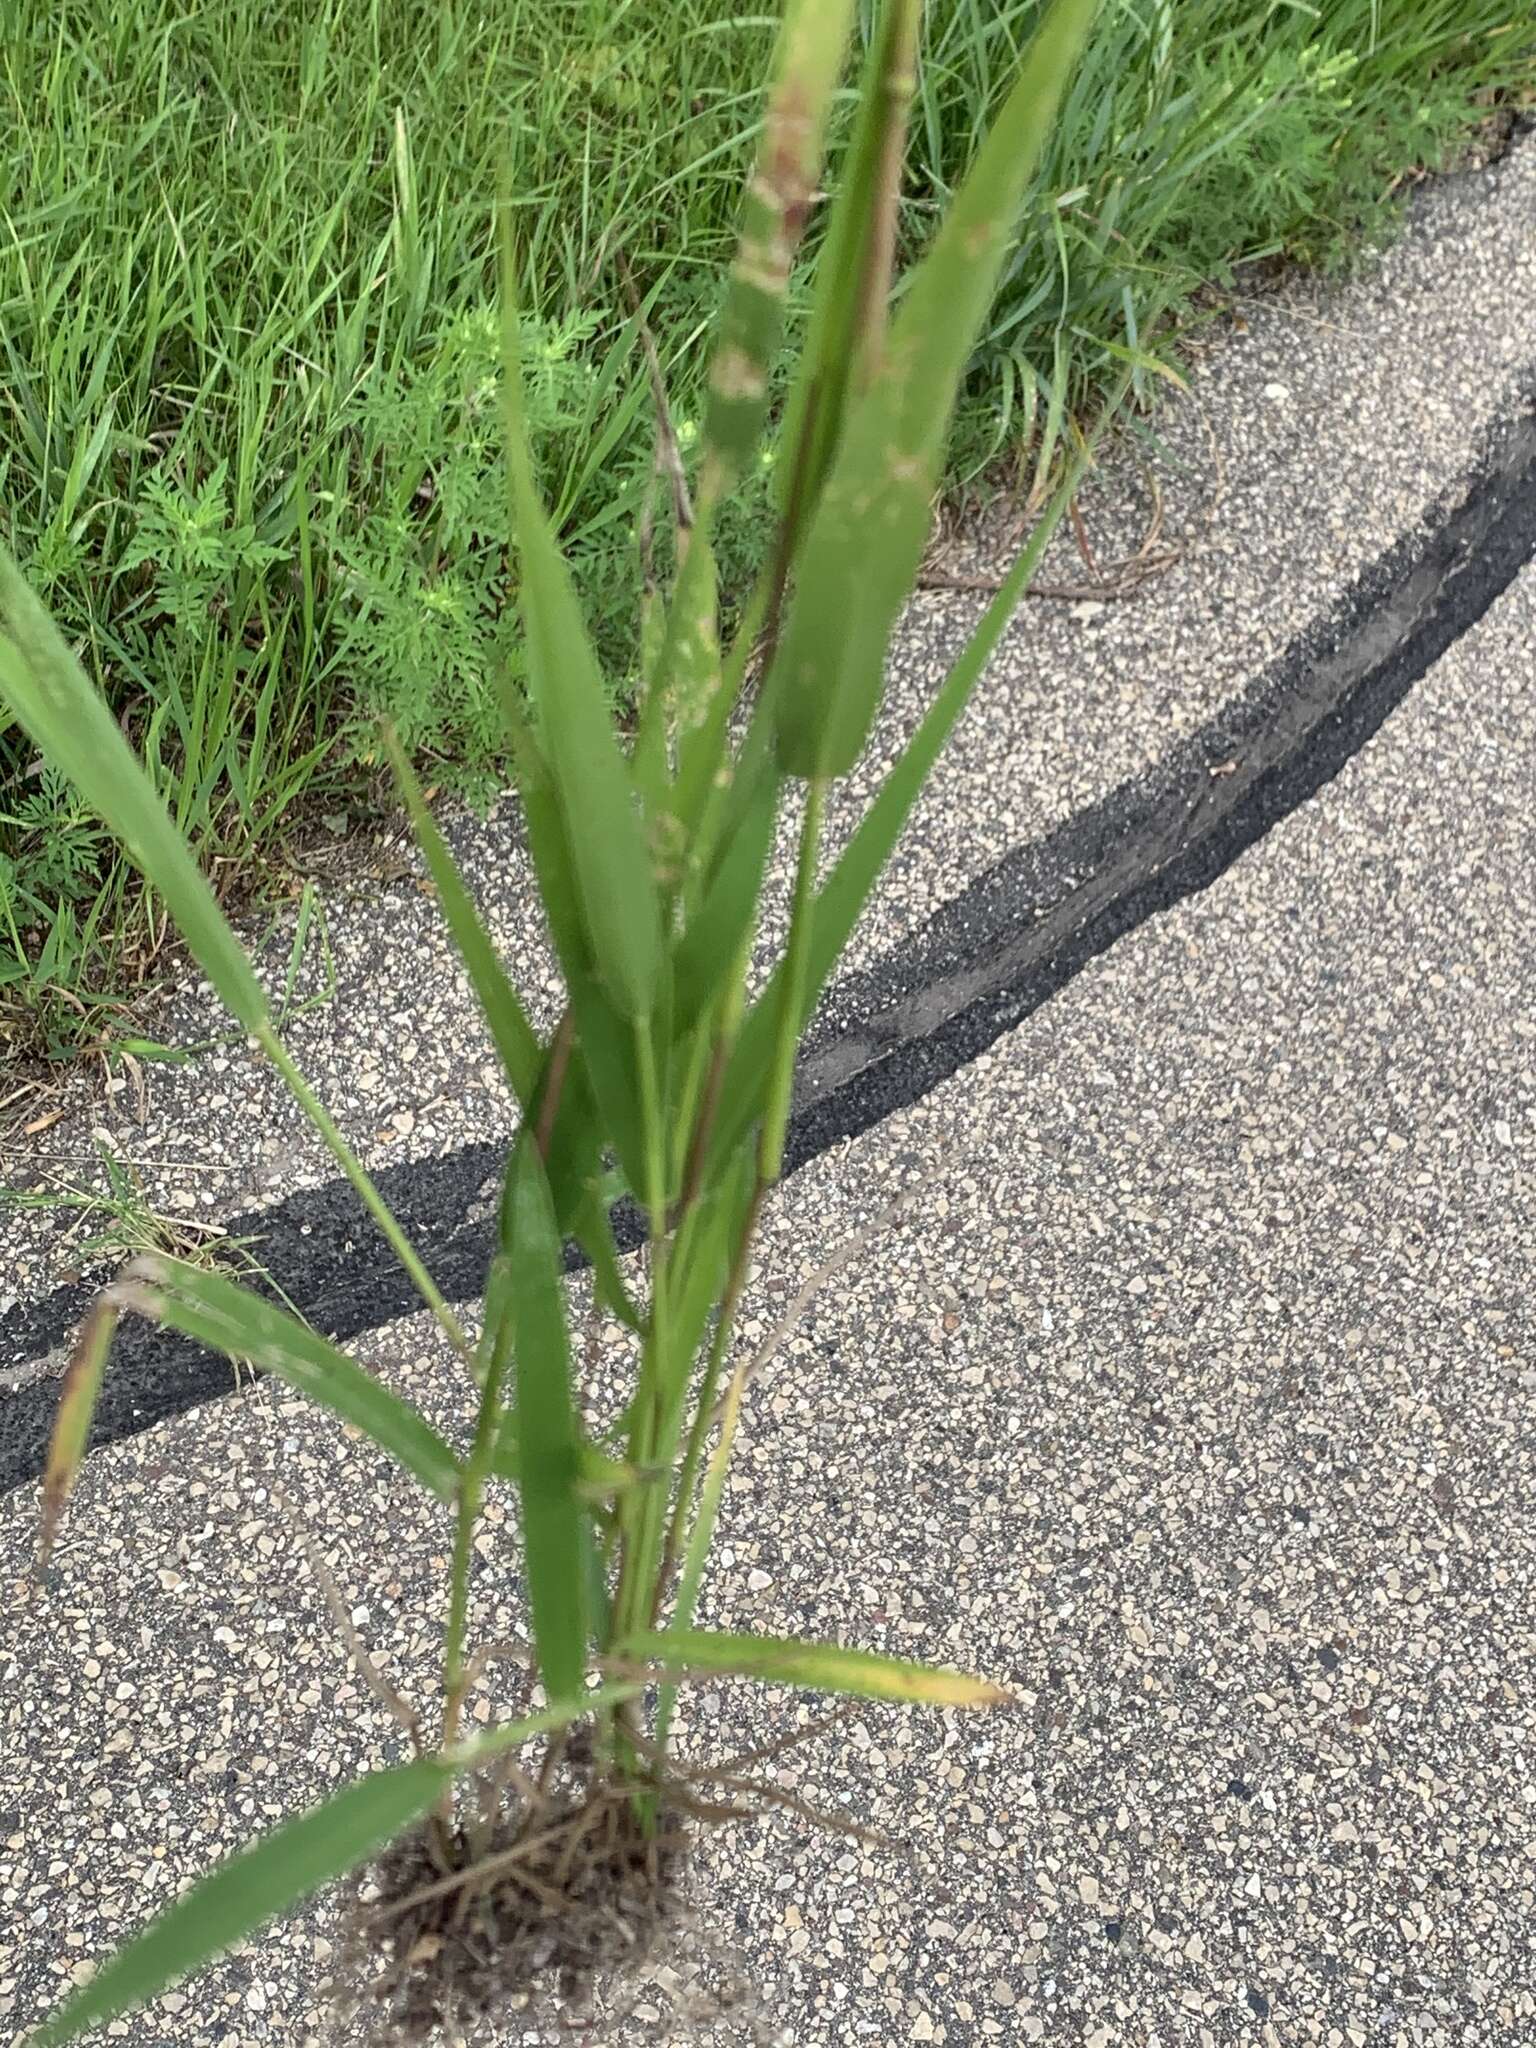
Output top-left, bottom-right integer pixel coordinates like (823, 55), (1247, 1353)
(792, 476), (1075, 996)
(24, 1761), (446, 2048)
(488, 701), (649, 1236)
(480, 1054), (641, 1339)
(0, 544), (266, 1031)
(670, 574), (774, 888)
(381, 725), (541, 1105)
(667, 1159), (755, 1412)
(497, 187), (660, 1021)
(623, 1626), (1009, 1708)
(24, 1688), (643, 2048)
(565, 967), (651, 1204)
(670, 770), (779, 1036)
(574, 1176), (644, 1334)
(490, 711), (653, 1312)
(257, 1042), (470, 1361)
(698, 0), (857, 494)
(774, 0), (924, 558)
(774, 0), (1098, 779)
(636, 530), (723, 813)
(652, 1350), (749, 1762)
(669, 1351), (748, 1643)
(505, 1142), (589, 1704)
(0, 551), (467, 1360)
(492, 665), (589, 982)
(487, 1428), (650, 1503)
(125, 1260), (461, 1502)
(637, 0), (856, 800)
(711, 462), (1083, 1179)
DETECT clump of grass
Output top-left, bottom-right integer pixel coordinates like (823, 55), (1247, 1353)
(1, 0), (1532, 2039)
(3, 0), (1532, 1052)
(0, 1142), (259, 1279)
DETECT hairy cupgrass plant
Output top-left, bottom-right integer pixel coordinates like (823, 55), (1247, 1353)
(1, 0), (1099, 2037)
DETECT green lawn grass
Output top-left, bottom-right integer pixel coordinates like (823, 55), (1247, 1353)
(3, 0), (1532, 1056)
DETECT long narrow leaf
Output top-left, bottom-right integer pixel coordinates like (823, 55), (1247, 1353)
(25, 1687), (643, 2048)
(495, 674), (591, 984)
(505, 1143), (589, 1704)
(0, 552), (467, 1356)
(25, 1762), (444, 2048)
(652, 1356), (749, 1761)
(573, 1174), (644, 1333)
(122, 1260), (461, 1502)
(670, 769), (779, 1036)
(623, 1626), (1008, 1708)
(481, 691), (643, 1314)
(670, 1359), (747, 1645)
(642, 0), (857, 796)
(0, 545), (267, 1030)
(382, 726), (541, 1104)
(699, 0), (858, 493)
(709, 459), (1084, 1180)
(496, 190), (660, 1021)
(481, 1055), (643, 1338)
(565, 965), (651, 1202)
(774, 0), (924, 558)
(774, 0), (1098, 778)
(663, 1154), (757, 1422)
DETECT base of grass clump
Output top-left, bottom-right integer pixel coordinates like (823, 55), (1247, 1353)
(339, 1733), (781, 2043)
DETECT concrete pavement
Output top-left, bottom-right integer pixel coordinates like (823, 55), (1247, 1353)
(3, 535), (1531, 2042)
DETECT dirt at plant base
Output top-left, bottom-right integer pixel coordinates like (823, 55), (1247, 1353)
(339, 1743), (782, 2044)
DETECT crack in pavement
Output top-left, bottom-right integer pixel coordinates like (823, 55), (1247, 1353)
(2, 384), (1533, 1497)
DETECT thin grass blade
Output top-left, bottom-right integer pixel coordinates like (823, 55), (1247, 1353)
(664, 1157), (757, 1424)
(505, 1142), (589, 1704)
(649, 0), (857, 799)
(123, 1260), (461, 1502)
(24, 1761), (445, 2048)
(670, 1360), (748, 1644)
(496, 188), (660, 1021)
(1, 555), (466, 1358)
(24, 1687), (643, 2048)
(573, 1176), (644, 1333)
(0, 545), (267, 1030)
(774, 0), (1098, 779)
(493, 662), (589, 980)
(651, 1356), (749, 1761)
(774, 0), (924, 564)
(670, 770), (779, 1035)
(623, 1626), (1009, 1708)
(695, 0), (858, 502)
(708, 456), (1086, 1181)
(565, 966), (650, 1203)
(381, 725), (540, 1104)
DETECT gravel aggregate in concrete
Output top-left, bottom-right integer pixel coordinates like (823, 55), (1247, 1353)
(5, 131), (1536, 1310)
(3, 545), (1532, 2044)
